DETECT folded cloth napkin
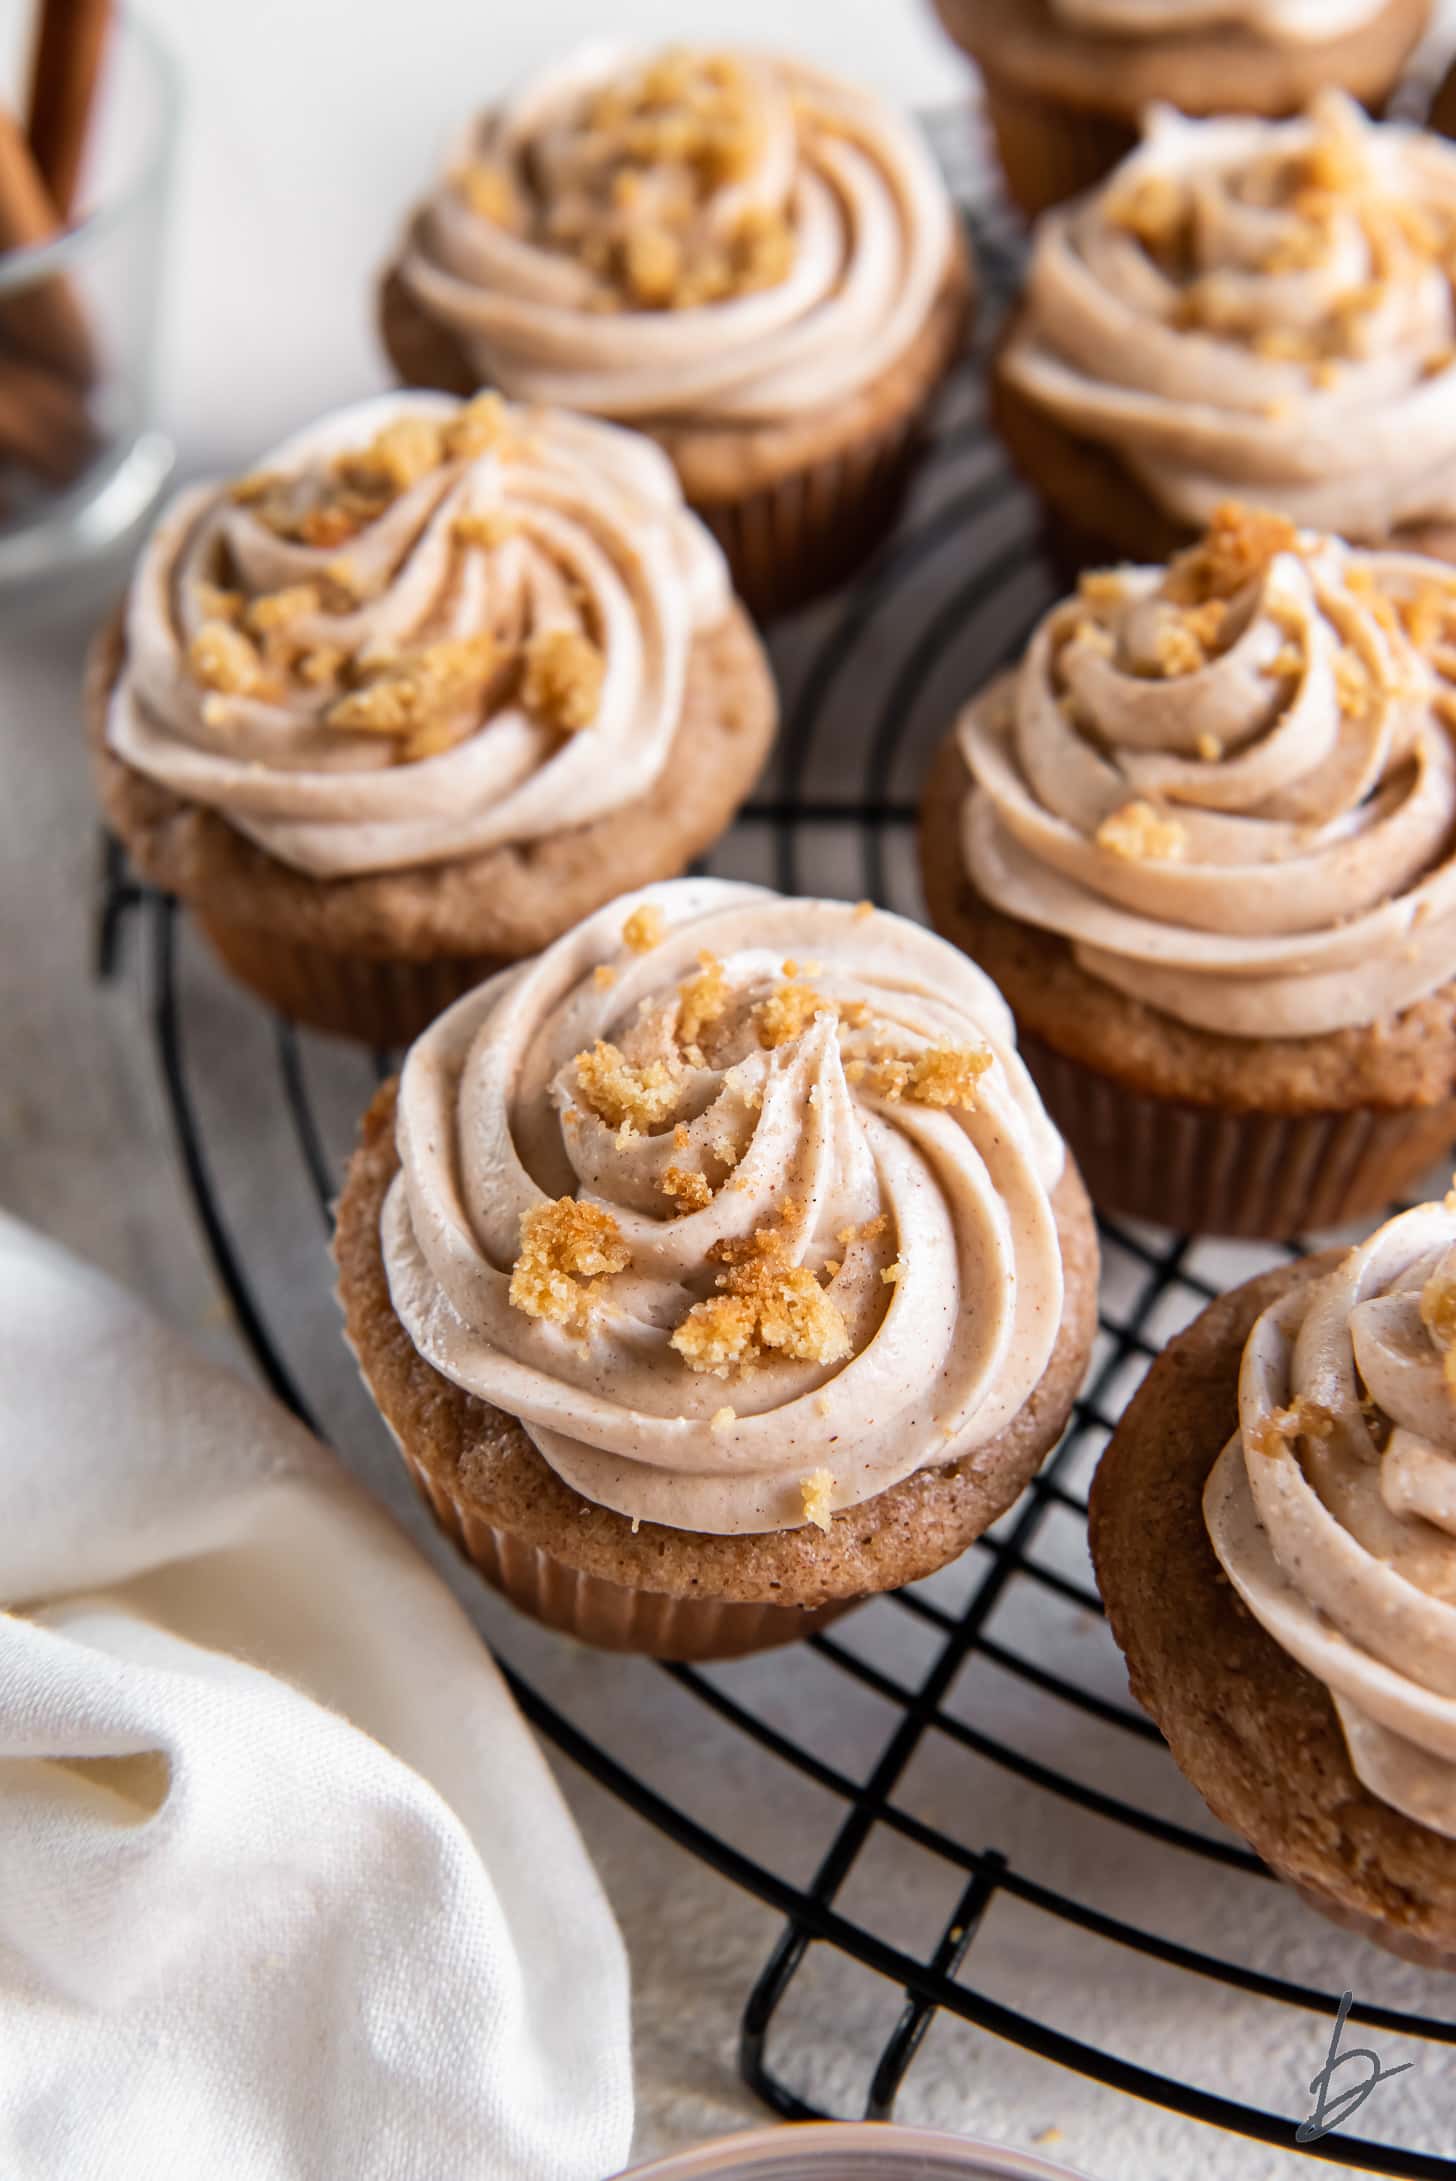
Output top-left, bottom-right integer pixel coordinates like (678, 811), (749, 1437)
(0, 1211), (633, 2181)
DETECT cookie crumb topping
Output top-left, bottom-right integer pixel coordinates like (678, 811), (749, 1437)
(1420, 1266), (1456, 1393)
(801, 1468), (835, 1532)
(1095, 800), (1188, 863)
(326, 633), (498, 760)
(1162, 504), (1299, 606)
(622, 903), (667, 953)
(671, 1215), (851, 1377)
(521, 627), (605, 733)
(509, 1198), (629, 1329)
(676, 953), (730, 1056)
(661, 1164), (714, 1215)
(1248, 1395), (1336, 1460)
(574, 1041), (683, 1134)
(855, 1042), (992, 1110)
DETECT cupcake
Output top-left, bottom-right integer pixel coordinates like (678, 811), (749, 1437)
(931, 0), (1430, 218)
(89, 391), (776, 1048)
(993, 93), (1456, 579)
(920, 504), (1456, 1239)
(378, 45), (972, 618)
(1431, 54), (1456, 144)
(1091, 1195), (1456, 1965)
(334, 879), (1098, 1661)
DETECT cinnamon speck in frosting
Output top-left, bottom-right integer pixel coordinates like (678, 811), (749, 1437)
(622, 903), (667, 953)
(1095, 801), (1189, 863)
(509, 1198), (630, 1329)
(801, 1468), (836, 1532)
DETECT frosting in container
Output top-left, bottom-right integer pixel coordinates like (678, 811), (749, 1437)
(1049, 0), (1387, 38)
(380, 879), (1068, 1537)
(107, 392), (730, 879)
(395, 44), (956, 426)
(958, 508), (1456, 1037)
(1206, 1199), (1456, 1839)
(1002, 94), (1456, 538)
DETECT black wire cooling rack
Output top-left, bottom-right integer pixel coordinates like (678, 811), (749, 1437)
(95, 114), (1456, 2181)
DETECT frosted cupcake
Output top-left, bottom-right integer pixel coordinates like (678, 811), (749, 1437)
(1093, 1196), (1456, 1965)
(89, 392), (776, 1046)
(379, 45), (972, 616)
(931, 0), (1429, 216)
(334, 880), (1098, 1659)
(921, 504), (1456, 1237)
(994, 94), (1456, 576)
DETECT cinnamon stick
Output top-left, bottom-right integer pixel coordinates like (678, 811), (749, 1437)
(26, 0), (112, 221)
(0, 103), (94, 384)
(0, 344), (95, 484)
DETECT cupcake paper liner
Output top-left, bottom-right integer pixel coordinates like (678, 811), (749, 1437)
(1018, 1029), (1456, 1240)
(977, 66), (1136, 218)
(400, 1443), (861, 1661)
(196, 907), (502, 1049)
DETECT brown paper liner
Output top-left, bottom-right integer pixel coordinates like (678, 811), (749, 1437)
(400, 1443), (860, 1660)
(689, 404), (934, 619)
(1018, 1028), (1456, 1239)
(977, 67), (1136, 218)
(195, 907), (502, 1048)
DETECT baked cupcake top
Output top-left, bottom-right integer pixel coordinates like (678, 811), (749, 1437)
(394, 44), (957, 425)
(1002, 93), (1456, 538)
(959, 503), (1456, 1037)
(380, 879), (1067, 1537)
(107, 392), (730, 879)
(1205, 1196), (1456, 1838)
(1047, 0), (1388, 36)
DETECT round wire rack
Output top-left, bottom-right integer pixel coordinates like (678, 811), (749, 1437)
(96, 113), (1456, 2181)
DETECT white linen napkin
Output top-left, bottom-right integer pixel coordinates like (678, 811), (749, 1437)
(0, 1210), (633, 2181)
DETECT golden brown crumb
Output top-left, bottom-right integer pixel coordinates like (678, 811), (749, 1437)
(1196, 732), (1223, 762)
(244, 584), (320, 636)
(671, 1209), (850, 1377)
(860, 1042), (993, 1111)
(801, 1468), (835, 1533)
(1107, 172), (1189, 254)
(661, 1164), (713, 1215)
(189, 620), (268, 698)
(297, 645), (348, 688)
(710, 1406), (736, 1434)
(593, 965), (617, 990)
(1095, 801), (1188, 863)
(327, 633), (497, 760)
(336, 414), (444, 497)
(853, 899), (875, 921)
(1248, 1396), (1335, 1460)
(453, 508), (518, 551)
(881, 1258), (905, 1286)
(1421, 1267), (1456, 1394)
(1263, 643), (1304, 681)
(443, 393), (514, 462)
(521, 627), (605, 733)
(1334, 646), (1372, 721)
(574, 1041), (682, 1133)
(1397, 581), (1456, 653)
(509, 1198), (629, 1329)
(457, 160), (523, 228)
(1163, 503), (1299, 606)
(196, 582), (243, 625)
(619, 227), (684, 308)
(756, 982), (833, 1048)
(622, 903), (666, 953)
(1070, 617), (1115, 659)
(677, 953), (729, 1054)
(1078, 570), (1128, 607)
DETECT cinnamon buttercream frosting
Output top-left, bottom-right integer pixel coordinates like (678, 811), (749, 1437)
(1049, 0), (1386, 37)
(394, 44), (956, 426)
(1206, 1199), (1456, 1838)
(958, 505), (1456, 1037)
(379, 879), (1068, 1536)
(1003, 93), (1456, 538)
(106, 391), (730, 878)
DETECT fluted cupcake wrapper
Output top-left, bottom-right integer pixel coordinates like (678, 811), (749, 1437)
(195, 907), (502, 1049)
(399, 1444), (862, 1661)
(977, 66), (1136, 219)
(1018, 1029), (1456, 1241)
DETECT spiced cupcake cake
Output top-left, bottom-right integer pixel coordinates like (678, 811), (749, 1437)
(931, 0), (1430, 217)
(89, 391), (776, 1047)
(334, 879), (1098, 1660)
(379, 45), (972, 617)
(994, 94), (1456, 578)
(1092, 1196), (1456, 1966)
(921, 505), (1456, 1238)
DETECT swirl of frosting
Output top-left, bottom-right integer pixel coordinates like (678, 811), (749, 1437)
(395, 44), (956, 425)
(1049, 0), (1387, 37)
(1003, 94), (1456, 538)
(1206, 1199), (1456, 1837)
(380, 879), (1067, 1537)
(107, 391), (730, 878)
(959, 505), (1456, 1037)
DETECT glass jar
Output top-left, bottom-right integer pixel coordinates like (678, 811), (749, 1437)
(618, 2123), (1090, 2180)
